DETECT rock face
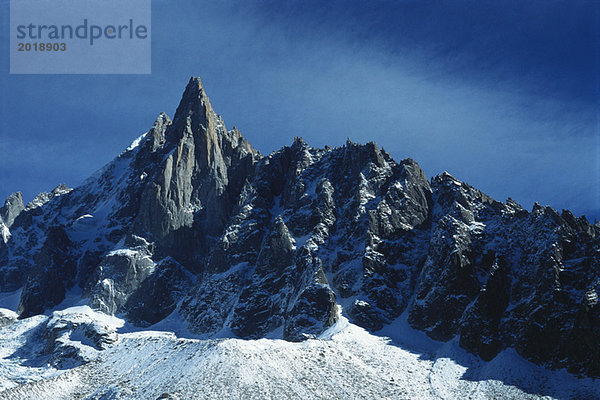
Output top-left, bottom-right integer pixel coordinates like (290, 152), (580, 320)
(42, 308), (119, 368)
(17, 226), (77, 318)
(407, 174), (600, 376)
(0, 77), (598, 376)
(0, 192), (24, 228)
(0, 192), (24, 245)
(0, 309), (17, 328)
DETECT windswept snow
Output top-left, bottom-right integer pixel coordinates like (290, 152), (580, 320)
(0, 222), (9, 243)
(0, 310), (597, 399)
(125, 132), (148, 152)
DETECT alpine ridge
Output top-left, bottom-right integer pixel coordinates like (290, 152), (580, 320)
(0, 77), (598, 386)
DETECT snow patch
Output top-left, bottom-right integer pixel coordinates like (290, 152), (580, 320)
(126, 132), (148, 152)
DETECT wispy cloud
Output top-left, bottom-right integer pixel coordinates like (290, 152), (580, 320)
(1, 0), (597, 219)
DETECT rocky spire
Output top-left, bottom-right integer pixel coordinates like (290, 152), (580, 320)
(168, 77), (229, 181)
(0, 192), (24, 228)
(148, 112), (171, 152)
(132, 77), (257, 264)
(173, 77), (212, 125)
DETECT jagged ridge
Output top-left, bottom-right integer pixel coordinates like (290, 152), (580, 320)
(0, 77), (598, 376)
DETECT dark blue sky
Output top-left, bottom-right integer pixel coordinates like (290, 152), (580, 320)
(1, 0), (599, 219)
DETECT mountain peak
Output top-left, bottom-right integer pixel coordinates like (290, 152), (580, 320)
(183, 76), (206, 96)
(189, 76), (204, 88)
(173, 77), (212, 124)
(2, 78), (599, 383)
(175, 77), (212, 112)
(167, 77), (228, 172)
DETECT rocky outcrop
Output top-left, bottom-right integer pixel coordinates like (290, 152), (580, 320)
(407, 173), (600, 376)
(24, 184), (71, 211)
(1, 77), (598, 377)
(0, 192), (24, 247)
(123, 257), (191, 326)
(0, 192), (24, 228)
(42, 308), (119, 368)
(0, 309), (17, 328)
(88, 247), (156, 316)
(18, 226), (77, 318)
(0, 185), (73, 292)
(132, 77), (258, 269)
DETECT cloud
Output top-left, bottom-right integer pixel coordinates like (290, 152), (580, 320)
(1, 0), (597, 219)
(156, 0), (597, 217)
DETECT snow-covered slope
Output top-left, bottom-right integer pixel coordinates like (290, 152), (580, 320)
(0, 307), (598, 399)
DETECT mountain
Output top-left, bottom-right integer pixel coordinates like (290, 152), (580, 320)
(0, 78), (599, 398)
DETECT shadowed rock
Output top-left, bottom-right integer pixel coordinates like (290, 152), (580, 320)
(1, 77), (598, 378)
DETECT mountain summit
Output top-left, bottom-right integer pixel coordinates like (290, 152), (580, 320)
(0, 78), (599, 384)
